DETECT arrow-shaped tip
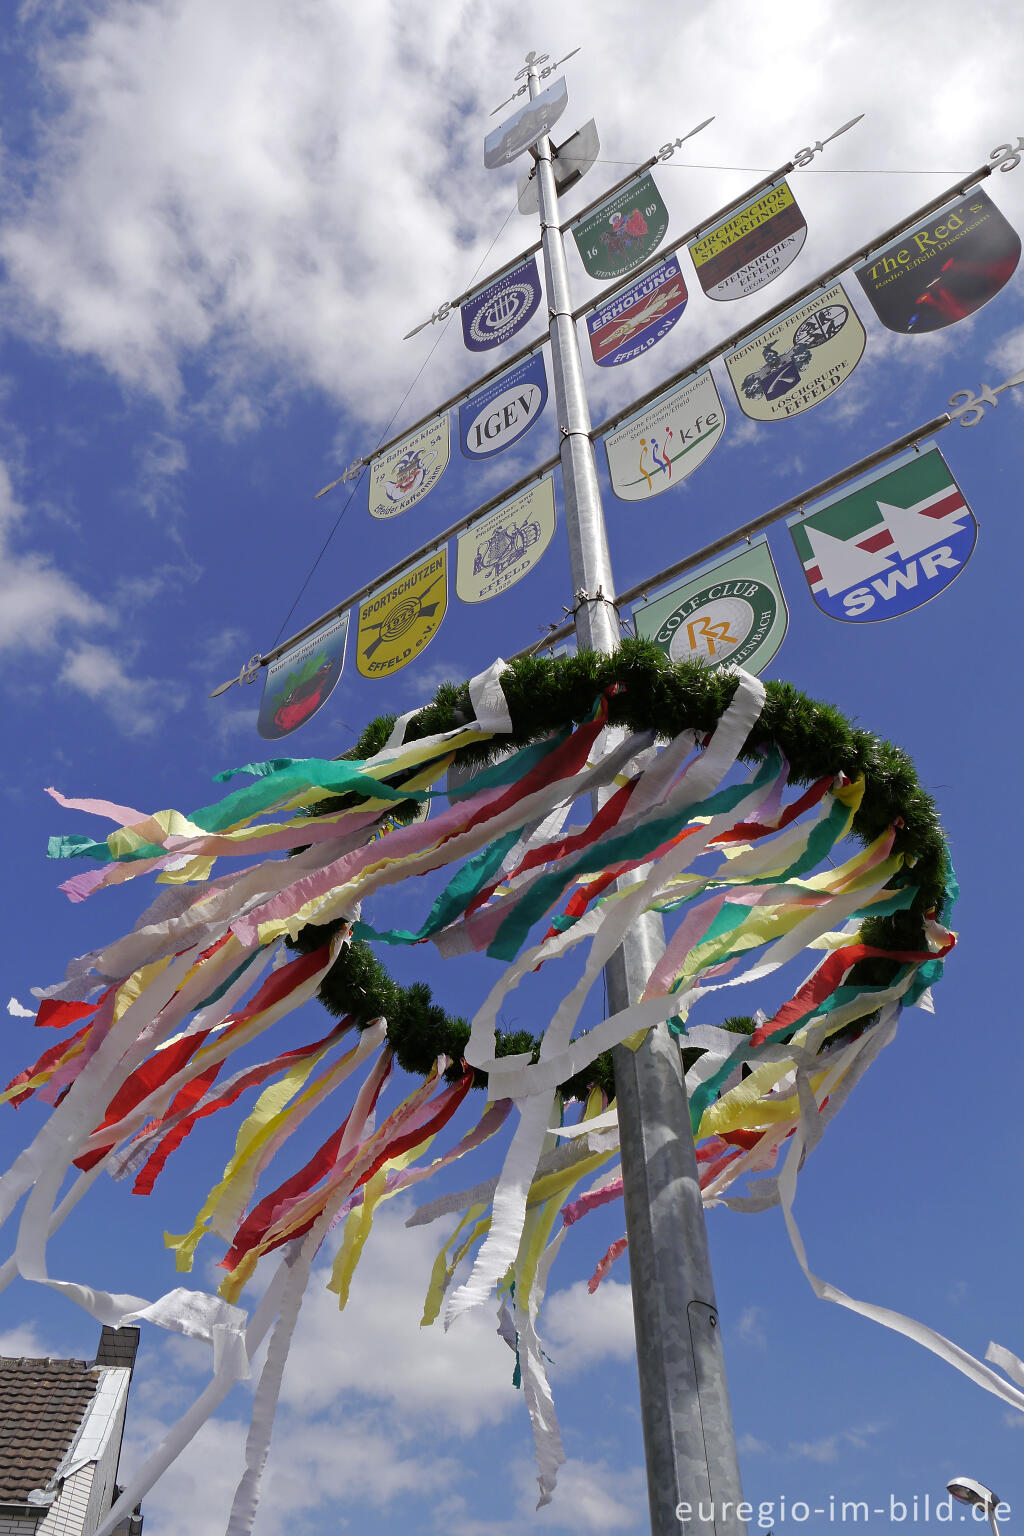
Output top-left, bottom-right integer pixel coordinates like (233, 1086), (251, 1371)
(315, 477), (342, 500)
(679, 116), (716, 146)
(832, 113), (866, 140)
(209, 677), (237, 698)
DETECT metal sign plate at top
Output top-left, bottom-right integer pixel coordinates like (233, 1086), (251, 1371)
(484, 76), (568, 169)
(517, 118), (600, 214)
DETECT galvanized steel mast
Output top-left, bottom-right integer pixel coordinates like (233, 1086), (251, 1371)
(523, 50), (748, 1536)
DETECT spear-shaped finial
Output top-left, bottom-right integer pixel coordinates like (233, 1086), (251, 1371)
(491, 45), (580, 115)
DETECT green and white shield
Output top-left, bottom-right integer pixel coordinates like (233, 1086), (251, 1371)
(634, 539), (788, 674)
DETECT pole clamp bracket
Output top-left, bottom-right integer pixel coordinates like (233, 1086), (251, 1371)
(572, 585), (620, 617)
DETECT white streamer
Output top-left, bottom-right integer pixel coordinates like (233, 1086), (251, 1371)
(749, 1004), (1024, 1418)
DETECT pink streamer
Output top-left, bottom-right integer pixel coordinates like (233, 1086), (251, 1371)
(47, 787), (153, 825)
(231, 775), (517, 946)
(561, 1177), (624, 1227)
(329, 1099), (513, 1226)
(588, 1237), (628, 1293)
(644, 891), (730, 998)
(36, 987), (118, 1104)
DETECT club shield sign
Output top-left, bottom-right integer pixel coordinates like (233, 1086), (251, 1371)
(586, 256), (688, 367)
(725, 283), (866, 421)
(634, 540), (787, 674)
(572, 172), (669, 281)
(461, 257), (542, 352)
(357, 551), (447, 678)
(788, 446), (977, 623)
(257, 611), (349, 740)
(604, 369), (725, 502)
(368, 416), (449, 520)
(484, 77), (568, 169)
(688, 180), (807, 301)
(456, 477), (556, 603)
(854, 188), (1020, 334)
(459, 353), (548, 460)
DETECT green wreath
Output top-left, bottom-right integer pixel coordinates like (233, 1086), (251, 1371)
(289, 639), (951, 1096)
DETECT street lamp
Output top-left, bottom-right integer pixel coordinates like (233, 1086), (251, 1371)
(947, 1477), (1005, 1536)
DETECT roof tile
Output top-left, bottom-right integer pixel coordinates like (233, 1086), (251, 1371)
(0, 1357), (99, 1503)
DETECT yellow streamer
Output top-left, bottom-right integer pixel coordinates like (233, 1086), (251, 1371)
(327, 1167), (390, 1309)
(166, 1032), (351, 1271)
(421, 1205), (490, 1326)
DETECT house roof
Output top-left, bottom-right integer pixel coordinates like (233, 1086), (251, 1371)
(0, 1355), (100, 1505)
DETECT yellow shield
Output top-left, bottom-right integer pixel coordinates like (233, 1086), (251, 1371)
(724, 283), (866, 422)
(456, 478), (556, 603)
(356, 550), (448, 679)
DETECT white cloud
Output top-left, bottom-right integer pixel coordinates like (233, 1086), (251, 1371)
(737, 1432), (771, 1456)
(529, 1457), (646, 1533)
(544, 1278), (636, 1370)
(4, 0), (1023, 440)
(272, 1202), (525, 1433)
(0, 458), (107, 651)
(134, 431), (189, 521)
(0, 1322), (59, 1357)
(439, 1457), (647, 1536)
(59, 639), (187, 735)
(125, 1407), (459, 1536)
(789, 1434), (842, 1463)
(0, 457), (185, 732)
(984, 323), (1024, 391)
(0, 552), (104, 652)
(735, 1304), (767, 1349)
(399, 658), (466, 700)
(789, 1422), (883, 1463)
(118, 1202), (649, 1536)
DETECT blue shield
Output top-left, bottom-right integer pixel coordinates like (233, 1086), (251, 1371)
(586, 256), (688, 367)
(461, 257), (543, 352)
(459, 352), (548, 460)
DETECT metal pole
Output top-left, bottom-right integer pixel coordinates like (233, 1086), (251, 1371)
(526, 56), (747, 1536)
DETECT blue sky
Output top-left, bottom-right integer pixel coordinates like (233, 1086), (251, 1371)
(2, 2), (1024, 1534)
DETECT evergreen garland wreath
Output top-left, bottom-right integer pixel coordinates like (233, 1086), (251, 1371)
(291, 640), (952, 1096)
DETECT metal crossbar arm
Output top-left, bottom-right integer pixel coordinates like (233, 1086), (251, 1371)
(512, 413), (952, 660)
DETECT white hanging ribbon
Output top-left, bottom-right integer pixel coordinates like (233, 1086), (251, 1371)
(730, 1003), (1024, 1417)
(447, 671), (767, 1326)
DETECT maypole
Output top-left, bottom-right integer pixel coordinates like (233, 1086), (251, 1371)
(521, 48), (747, 1536)
(14, 36), (1024, 1536)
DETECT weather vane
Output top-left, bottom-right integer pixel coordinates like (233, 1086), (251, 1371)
(490, 45), (580, 115)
